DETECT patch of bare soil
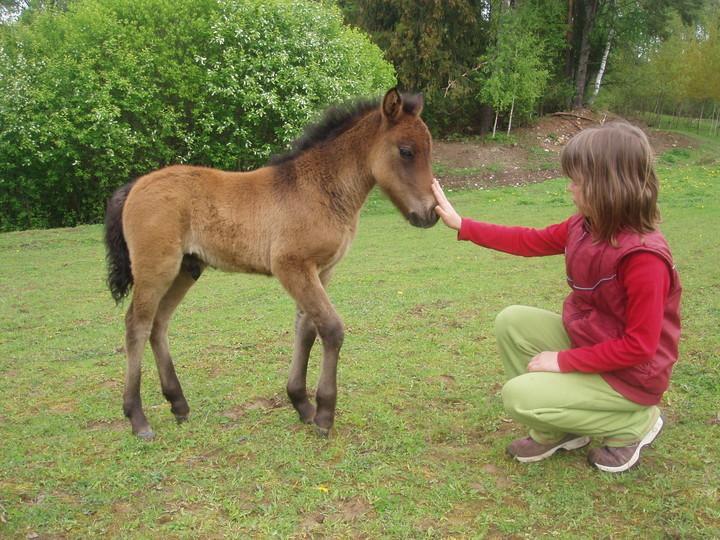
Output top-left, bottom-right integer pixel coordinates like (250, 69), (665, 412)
(432, 110), (696, 189)
(221, 394), (286, 421)
(296, 497), (375, 537)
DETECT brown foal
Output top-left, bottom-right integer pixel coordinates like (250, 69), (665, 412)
(104, 88), (438, 439)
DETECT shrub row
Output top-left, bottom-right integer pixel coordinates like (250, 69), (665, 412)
(0, 0), (395, 230)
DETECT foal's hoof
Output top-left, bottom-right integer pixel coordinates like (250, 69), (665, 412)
(174, 414), (189, 424)
(136, 429), (156, 441)
(295, 403), (316, 425)
(314, 425), (331, 438)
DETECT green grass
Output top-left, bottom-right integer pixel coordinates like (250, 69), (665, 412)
(443, 132), (519, 146)
(433, 163), (501, 177)
(1, 135), (719, 538)
(660, 148), (692, 164)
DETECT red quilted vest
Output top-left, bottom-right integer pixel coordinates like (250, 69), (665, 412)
(562, 214), (682, 405)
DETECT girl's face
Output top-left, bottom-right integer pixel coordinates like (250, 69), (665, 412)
(567, 179), (585, 213)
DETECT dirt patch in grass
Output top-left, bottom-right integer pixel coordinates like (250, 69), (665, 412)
(221, 394), (286, 421)
(337, 496), (374, 522)
(85, 418), (127, 431)
(48, 398), (77, 414)
(480, 463), (513, 489)
(428, 374), (456, 388)
(409, 300), (452, 318)
(296, 497), (375, 538)
(433, 111), (697, 190)
(99, 378), (121, 390)
(181, 446), (226, 466)
(298, 511), (326, 536)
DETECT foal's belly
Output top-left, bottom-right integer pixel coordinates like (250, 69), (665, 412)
(185, 226), (273, 276)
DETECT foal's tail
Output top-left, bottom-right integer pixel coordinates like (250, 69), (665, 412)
(104, 181), (136, 304)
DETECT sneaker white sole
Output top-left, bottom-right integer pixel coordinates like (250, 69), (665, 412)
(593, 416), (664, 473)
(514, 436), (591, 463)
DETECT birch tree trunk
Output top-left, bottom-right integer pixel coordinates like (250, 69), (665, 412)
(591, 27), (614, 103)
(493, 111), (499, 137)
(507, 96), (515, 135)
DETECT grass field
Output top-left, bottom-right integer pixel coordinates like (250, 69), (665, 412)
(1, 133), (718, 539)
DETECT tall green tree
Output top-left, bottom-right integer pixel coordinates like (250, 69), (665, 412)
(478, 8), (549, 134)
(338, 0), (493, 134)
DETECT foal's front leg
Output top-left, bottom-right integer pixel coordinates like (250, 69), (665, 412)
(275, 262), (343, 437)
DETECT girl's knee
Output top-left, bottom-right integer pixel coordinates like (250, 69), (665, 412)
(501, 373), (550, 417)
(501, 376), (530, 418)
(494, 305), (524, 339)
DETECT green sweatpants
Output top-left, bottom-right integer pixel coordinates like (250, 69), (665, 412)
(495, 305), (660, 447)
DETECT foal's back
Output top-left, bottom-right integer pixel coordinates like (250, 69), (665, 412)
(122, 163), (352, 278)
(123, 164), (280, 276)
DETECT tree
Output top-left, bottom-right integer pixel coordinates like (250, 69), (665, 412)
(572, 0), (599, 108)
(570, 0), (705, 108)
(0, 0), (395, 231)
(339, 0), (716, 130)
(593, 1), (720, 135)
(1, 0), (70, 20)
(478, 9), (549, 135)
(337, 0), (493, 134)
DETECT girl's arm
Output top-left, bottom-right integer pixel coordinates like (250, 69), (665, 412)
(432, 179), (568, 256)
(556, 252), (671, 373)
(458, 218), (568, 256)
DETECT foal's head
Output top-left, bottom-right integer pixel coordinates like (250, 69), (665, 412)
(371, 89), (438, 228)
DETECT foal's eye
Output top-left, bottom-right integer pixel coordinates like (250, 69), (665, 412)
(399, 146), (414, 159)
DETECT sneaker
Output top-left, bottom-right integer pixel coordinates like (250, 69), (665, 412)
(588, 416), (664, 473)
(507, 434), (591, 463)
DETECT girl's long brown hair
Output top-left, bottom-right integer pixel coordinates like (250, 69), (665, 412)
(560, 122), (660, 244)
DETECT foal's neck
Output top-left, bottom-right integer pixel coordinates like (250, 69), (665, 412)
(295, 111), (380, 221)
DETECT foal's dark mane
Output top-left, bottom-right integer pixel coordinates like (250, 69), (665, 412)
(268, 93), (423, 166)
(268, 98), (379, 166)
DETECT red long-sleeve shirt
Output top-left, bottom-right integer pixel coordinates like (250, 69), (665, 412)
(458, 217), (671, 374)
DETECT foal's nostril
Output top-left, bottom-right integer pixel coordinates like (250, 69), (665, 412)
(422, 209), (439, 228)
(408, 209), (438, 228)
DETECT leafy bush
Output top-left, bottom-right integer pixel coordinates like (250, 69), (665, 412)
(0, 0), (395, 231)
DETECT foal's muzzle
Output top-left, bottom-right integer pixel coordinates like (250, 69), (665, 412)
(408, 208), (439, 228)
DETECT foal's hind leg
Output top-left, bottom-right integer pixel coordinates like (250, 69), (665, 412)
(123, 264), (180, 439)
(124, 294), (163, 439)
(287, 308), (318, 424)
(150, 267), (202, 423)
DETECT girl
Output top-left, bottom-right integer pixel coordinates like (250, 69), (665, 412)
(432, 122), (681, 473)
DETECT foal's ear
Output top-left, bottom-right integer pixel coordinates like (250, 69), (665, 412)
(382, 88), (403, 122)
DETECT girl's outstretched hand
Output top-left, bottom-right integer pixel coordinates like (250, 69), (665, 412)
(432, 178), (462, 231)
